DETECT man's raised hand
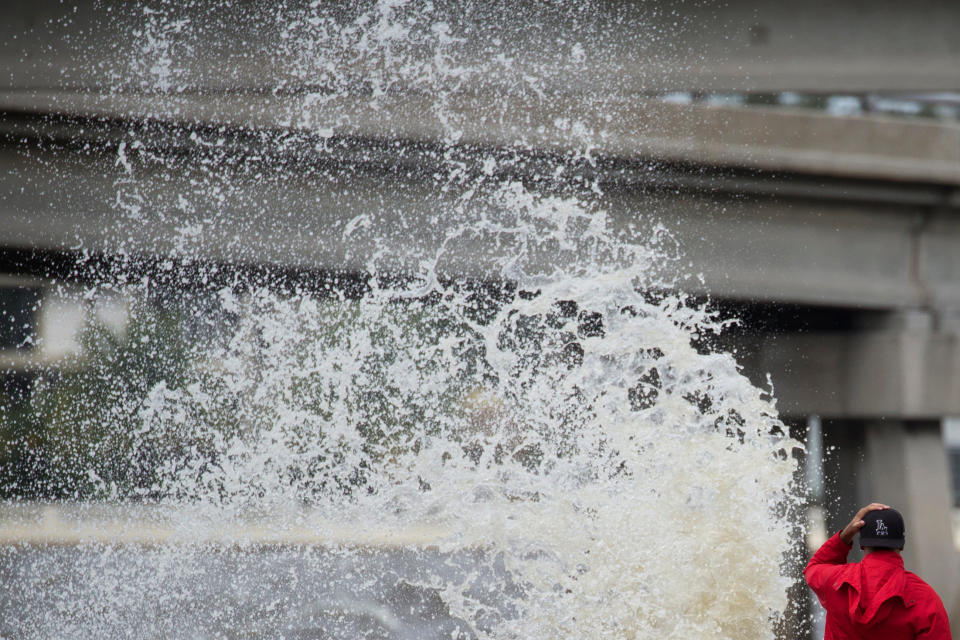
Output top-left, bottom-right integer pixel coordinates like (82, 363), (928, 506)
(839, 503), (890, 545)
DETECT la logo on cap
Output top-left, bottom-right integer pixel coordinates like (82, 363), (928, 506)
(876, 519), (888, 536)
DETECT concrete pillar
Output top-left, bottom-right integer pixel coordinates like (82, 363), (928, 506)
(822, 420), (866, 555)
(822, 419), (959, 633)
(861, 420), (959, 618)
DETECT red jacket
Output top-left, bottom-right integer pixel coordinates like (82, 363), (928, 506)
(805, 532), (951, 639)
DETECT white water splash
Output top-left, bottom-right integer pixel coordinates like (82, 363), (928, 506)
(2, 2), (801, 639)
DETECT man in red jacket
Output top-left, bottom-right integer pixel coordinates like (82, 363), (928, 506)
(805, 502), (952, 639)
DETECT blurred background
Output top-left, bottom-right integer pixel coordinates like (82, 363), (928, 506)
(1, 1), (959, 638)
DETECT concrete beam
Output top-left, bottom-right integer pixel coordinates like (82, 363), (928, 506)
(3, 91), (960, 187)
(615, 191), (960, 310)
(3, 0), (960, 94)
(863, 421), (960, 636)
(3, 116), (960, 310)
(741, 322), (960, 418)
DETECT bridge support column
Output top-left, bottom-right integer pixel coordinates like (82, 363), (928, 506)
(822, 420), (866, 546)
(862, 421), (956, 603)
(824, 418), (959, 630)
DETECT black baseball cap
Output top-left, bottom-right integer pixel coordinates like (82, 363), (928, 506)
(859, 508), (905, 549)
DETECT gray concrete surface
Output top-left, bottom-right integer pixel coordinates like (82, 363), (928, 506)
(3, 91), (960, 184)
(737, 321), (960, 419)
(2, 0), (960, 92)
(2, 105), (959, 312)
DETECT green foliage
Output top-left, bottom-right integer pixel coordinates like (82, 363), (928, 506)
(25, 306), (191, 500)
(0, 382), (46, 499)
(0, 287), (518, 503)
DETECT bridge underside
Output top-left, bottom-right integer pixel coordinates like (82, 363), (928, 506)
(2, 96), (960, 306)
(2, 99), (960, 421)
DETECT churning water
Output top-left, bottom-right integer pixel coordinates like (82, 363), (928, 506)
(2, 2), (800, 638)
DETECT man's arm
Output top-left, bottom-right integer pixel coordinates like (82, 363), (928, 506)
(804, 532), (851, 591)
(804, 503), (890, 591)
